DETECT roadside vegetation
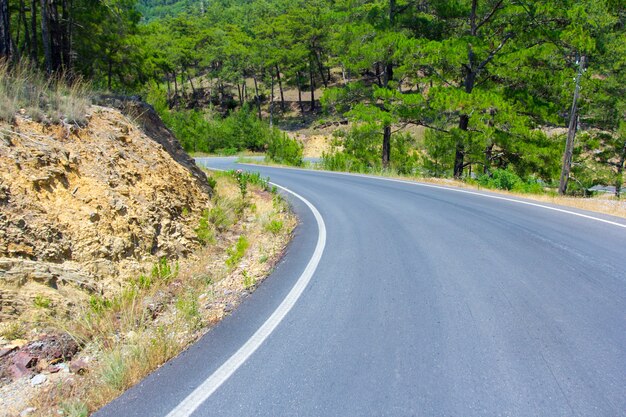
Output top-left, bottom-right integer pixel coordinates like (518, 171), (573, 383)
(1, 0), (623, 198)
(20, 171), (295, 416)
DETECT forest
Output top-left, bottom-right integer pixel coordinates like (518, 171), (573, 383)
(0, 0), (624, 196)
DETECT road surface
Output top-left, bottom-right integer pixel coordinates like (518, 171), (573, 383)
(96, 158), (626, 417)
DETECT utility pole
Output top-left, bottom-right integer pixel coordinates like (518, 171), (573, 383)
(559, 54), (586, 195)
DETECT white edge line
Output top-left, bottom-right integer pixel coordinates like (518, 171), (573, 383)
(166, 175), (326, 417)
(238, 162), (626, 230)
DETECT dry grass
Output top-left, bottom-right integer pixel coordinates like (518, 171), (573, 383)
(0, 60), (90, 125)
(409, 176), (626, 219)
(24, 173), (296, 417)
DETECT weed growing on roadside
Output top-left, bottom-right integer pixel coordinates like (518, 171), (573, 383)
(33, 295), (52, 309)
(225, 235), (249, 268)
(100, 352), (126, 391)
(60, 400), (89, 417)
(152, 257), (178, 284)
(0, 321), (25, 340)
(265, 219), (283, 234)
(196, 209), (215, 245)
(175, 289), (201, 329)
(242, 270), (255, 289)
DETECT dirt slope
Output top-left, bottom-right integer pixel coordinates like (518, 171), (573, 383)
(0, 103), (212, 323)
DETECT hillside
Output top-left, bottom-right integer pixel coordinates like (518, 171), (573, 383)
(0, 100), (212, 322)
(0, 97), (296, 415)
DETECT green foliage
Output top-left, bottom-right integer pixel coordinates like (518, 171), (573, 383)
(89, 295), (113, 315)
(265, 219), (283, 235)
(60, 400), (89, 417)
(196, 209), (215, 246)
(149, 91), (282, 155)
(3, 0), (623, 193)
(225, 235), (249, 269)
(134, 274), (153, 290)
(151, 257), (179, 284)
(477, 169), (544, 194)
(266, 132), (304, 166)
(208, 203), (233, 231)
(33, 295), (52, 309)
(175, 289), (200, 328)
(242, 270), (255, 289)
(228, 170), (271, 199)
(100, 352), (126, 391)
(0, 322), (25, 340)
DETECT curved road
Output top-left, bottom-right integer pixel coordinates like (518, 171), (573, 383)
(97, 158), (626, 417)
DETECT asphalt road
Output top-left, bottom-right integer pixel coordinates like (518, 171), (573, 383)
(96, 158), (626, 417)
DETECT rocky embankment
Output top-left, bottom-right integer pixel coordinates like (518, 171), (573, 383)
(0, 101), (212, 324)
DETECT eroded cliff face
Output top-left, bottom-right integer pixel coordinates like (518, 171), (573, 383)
(0, 105), (212, 322)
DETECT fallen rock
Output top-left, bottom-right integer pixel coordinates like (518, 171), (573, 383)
(69, 358), (88, 374)
(20, 407), (36, 416)
(8, 362), (31, 379)
(30, 373), (47, 386)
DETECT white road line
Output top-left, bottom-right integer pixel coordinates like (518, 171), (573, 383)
(165, 182), (326, 417)
(238, 163), (626, 230)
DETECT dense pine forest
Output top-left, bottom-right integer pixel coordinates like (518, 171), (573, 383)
(0, 0), (624, 195)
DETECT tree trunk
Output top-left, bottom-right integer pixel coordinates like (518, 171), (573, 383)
(107, 55), (112, 90)
(0, 0), (11, 59)
(559, 55), (586, 195)
(30, 0), (37, 62)
(61, 0), (70, 69)
(15, 1), (22, 54)
(315, 51), (327, 88)
(296, 71), (304, 114)
(173, 70), (178, 98)
(309, 61), (315, 111)
(615, 140), (625, 198)
(484, 143), (494, 174)
(375, 62), (382, 87)
(275, 64), (285, 112)
(186, 70), (196, 96)
(382, 125), (391, 169)
(454, 47), (478, 178)
(180, 71), (186, 99)
(40, 0), (52, 72)
(166, 73), (171, 108)
(19, 0), (31, 58)
(270, 73), (274, 128)
(47, 0), (62, 71)
(253, 75), (261, 120)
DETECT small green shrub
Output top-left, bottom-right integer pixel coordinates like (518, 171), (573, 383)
(266, 132), (304, 166)
(242, 270), (255, 289)
(196, 209), (215, 245)
(33, 295), (52, 309)
(0, 322), (25, 340)
(208, 202), (233, 231)
(151, 257), (178, 283)
(175, 290), (201, 328)
(225, 235), (249, 268)
(265, 219), (283, 234)
(206, 175), (217, 190)
(89, 295), (112, 314)
(100, 352), (126, 391)
(477, 168), (544, 193)
(60, 400), (89, 417)
(131, 274), (152, 290)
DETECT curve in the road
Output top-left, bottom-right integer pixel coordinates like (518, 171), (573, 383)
(95, 157), (626, 417)
(166, 182), (326, 417)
